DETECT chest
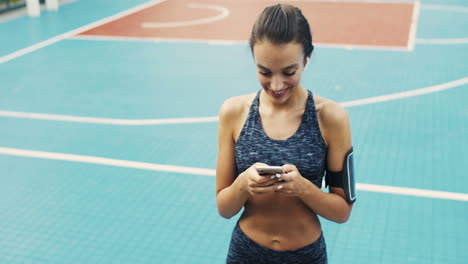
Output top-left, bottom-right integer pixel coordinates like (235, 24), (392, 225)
(259, 110), (303, 141)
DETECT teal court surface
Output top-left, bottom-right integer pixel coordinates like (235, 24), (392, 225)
(0, 0), (467, 263)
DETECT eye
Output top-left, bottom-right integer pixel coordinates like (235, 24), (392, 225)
(284, 71), (296, 76)
(259, 71), (271, 77)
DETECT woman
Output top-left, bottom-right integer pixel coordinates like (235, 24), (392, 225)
(216, 3), (355, 263)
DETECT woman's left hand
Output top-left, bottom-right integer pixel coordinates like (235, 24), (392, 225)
(274, 164), (308, 197)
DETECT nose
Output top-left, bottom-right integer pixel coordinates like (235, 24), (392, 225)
(270, 75), (284, 91)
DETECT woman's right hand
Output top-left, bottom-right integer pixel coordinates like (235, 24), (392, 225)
(241, 163), (281, 196)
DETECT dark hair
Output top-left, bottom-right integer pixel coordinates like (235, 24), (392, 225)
(249, 4), (314, 60)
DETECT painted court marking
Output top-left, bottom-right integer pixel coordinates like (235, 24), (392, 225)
(340, 76), (468, 108)
(0, 111), (219, 125)
(71, 35), (248, 45)
(421, 4), (468, 13)
(1, 0), (467, 202)
(1, 76), (467, 125)
(1, 2), (466, 64)
(416, 38), (468, 45)
(141, 4), (230, 28)
(0, 0), (168, 64)
(0, 147), (466, 202)
(0, 147), (215, 176)
(407, 1), (420, 51)
(71, 35), (416, 51)
(72, 34), (468, 47)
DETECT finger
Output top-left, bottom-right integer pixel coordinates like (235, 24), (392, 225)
(250, 185), (277, 195)
(253, 163), (268, 170)
(254, 175), (282, 187)
(282, 164), (297, 173)
(258, 177), (280, 187)
(274, 173), (285, 182)
(274, 182), (289, 191)
(278, 171), (296, 182)
(251, 173), (280, 184)
(250, 174), (269, 185)
(252, 177), (281, 187)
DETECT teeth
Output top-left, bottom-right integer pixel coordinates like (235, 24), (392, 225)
(270, 87), (289, 96)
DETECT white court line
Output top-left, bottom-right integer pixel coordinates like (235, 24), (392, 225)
(74, 34), (468, 49)
(1, 76), (467, 125)
(0, 147), (215, 176)
(407, 1), (420, 51)
(341, 76), (468, 107)
(0, 147), (466, 201)
(314, 42), (408, 52)
(421, 4), (468, 13)
(416, 38), (468, 45)
(71, 35), (247, 45)
(71, 35), (411, 51)
(142, 4), (229, 28)
(0, 111), (219, 125)
(415, 4), (468, 45)
(357, 183), (468, 201)
(0, 0), (168, 64)
(285, 0), (416, 4)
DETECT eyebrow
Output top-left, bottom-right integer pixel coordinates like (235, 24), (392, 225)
(256, 63), (299, 71)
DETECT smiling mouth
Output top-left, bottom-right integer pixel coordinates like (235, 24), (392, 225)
(269, 87), (290, 97)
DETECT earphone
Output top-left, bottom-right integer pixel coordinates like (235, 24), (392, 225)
(304, 57), (310, 71)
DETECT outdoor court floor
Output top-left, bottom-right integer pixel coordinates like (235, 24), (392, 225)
(0, 0), (467, 263)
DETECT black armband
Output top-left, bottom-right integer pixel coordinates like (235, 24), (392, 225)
(325, 147), (356, 204)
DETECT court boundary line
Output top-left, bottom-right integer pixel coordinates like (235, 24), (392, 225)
(416, 38), (468, 45)
(70, 35), (411, 51)
(72, 34), (468, 48)
(1, 76), (466, 125)
(0, 0), (169, 64)
(341, 76), (468, 107)
(141, 3), (230, 28)
(421, 4), (468, 13)
(407, 1), (420, 51)
(286, 0), (417, 4)
(0, 147), (466, 202)
(72, 34), (468, 46)
(71, 35), (248, 45)
(315, 42), (408, 51)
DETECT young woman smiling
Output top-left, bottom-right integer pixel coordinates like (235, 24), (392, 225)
(216, 4), (356, 263)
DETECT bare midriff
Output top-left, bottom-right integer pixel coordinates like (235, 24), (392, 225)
(238, 192), (321, 251)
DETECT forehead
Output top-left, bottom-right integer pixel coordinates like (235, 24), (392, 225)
(253, 41), (303, 68)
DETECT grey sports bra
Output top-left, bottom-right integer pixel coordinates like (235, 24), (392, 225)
(235, 90), (327, 188)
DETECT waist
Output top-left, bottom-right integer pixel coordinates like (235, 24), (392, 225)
(228, 221), (327, 263)
(239, 199), (322, 250)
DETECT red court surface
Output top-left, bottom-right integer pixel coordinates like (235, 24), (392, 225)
(80, 0), (416, 48)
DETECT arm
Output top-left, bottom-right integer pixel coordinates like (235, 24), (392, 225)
(300, 102), (353, 223)
(215, 99), (250, 219)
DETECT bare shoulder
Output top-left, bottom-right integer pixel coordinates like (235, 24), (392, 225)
(219, 93), (257, 123)
(313, 94), (350, 137)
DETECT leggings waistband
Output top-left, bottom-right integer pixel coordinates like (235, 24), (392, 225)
(226, 221), (327, 264)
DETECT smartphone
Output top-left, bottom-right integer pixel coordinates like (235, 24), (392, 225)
(256, 166), (284, 175)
